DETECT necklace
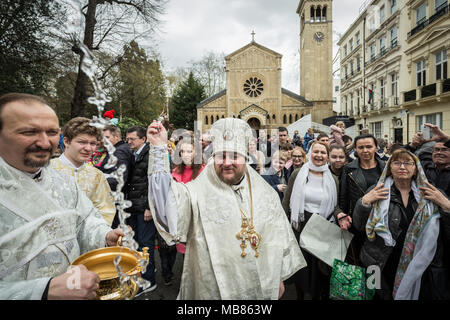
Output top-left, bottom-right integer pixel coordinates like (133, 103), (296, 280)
(235, 171), (262, 258)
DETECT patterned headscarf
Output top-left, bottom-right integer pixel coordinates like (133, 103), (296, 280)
(365, 149), (440, 299)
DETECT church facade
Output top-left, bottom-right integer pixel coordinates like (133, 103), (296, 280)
(196, 40), (313, 133)
(196, 0), (335, 133)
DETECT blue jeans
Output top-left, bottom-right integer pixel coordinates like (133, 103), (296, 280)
(126, 213), (156, 284)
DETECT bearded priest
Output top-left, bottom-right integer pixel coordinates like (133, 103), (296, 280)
(147, 117), (306, 299)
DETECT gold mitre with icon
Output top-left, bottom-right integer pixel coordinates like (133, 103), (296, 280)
(210, 117), (254, 158)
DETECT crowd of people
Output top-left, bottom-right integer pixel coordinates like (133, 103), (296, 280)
(1, 92), (449, 301)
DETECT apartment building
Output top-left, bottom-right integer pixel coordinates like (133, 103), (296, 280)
(338, 0), (449, 144)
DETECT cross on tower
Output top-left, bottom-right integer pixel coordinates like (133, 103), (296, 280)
(251, 30), (255, 42)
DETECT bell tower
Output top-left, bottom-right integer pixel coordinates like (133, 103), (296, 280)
(297, 0), (334, 122)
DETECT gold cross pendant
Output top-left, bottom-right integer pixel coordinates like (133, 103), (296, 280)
(236, 218), (249, 257)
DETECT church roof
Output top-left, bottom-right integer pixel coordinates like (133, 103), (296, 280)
(281, 88), (313, 106)
(225, 41), (282, 60)
(196, 89), (226, 109)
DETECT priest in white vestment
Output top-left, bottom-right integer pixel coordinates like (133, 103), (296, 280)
(147, 118), (306, 299)
(0, 93), (123, 300)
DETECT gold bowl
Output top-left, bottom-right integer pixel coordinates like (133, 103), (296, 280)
(71, 238), (149, 300)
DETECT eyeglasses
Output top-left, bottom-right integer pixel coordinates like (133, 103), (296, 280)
(126, 137), (138, 142)
(292, 155), (304, 158)
(391, 161), (415, 168)
(434, 147), (449, 153)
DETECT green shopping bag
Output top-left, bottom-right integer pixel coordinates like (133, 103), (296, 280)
(329, 258), (375, 300)
(329, 232), (375, 300)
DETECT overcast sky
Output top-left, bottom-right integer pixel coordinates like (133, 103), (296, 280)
(148, 0), (366, 94)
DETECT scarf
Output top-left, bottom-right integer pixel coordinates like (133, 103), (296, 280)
(365, 151), (440, 300)
(290, 161), (337, 227)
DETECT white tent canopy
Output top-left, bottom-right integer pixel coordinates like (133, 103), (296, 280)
(287, 114), (356, 139)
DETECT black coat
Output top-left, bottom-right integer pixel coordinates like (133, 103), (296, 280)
(339, 156), (386, 216)
(339, 156), (385, 265)
(98, 140), (133, 192)
(124, 143), (150, 214)
(262, 167), (289, 201)
(353, 184), (450, 300)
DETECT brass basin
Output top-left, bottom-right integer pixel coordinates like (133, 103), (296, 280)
(71, 239), (149, 300)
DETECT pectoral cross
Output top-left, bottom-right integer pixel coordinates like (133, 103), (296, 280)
(236, 213), (262, 258)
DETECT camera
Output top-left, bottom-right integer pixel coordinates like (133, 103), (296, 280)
(421, 124), (431, 140)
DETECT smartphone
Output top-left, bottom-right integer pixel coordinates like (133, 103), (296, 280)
(421, 125), (431, 140)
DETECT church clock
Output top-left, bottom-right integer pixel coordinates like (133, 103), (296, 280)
(313, 31), (324, 43)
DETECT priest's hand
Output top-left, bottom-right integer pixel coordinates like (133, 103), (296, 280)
(106, 228), (125, 247)
(278, 282), (285, 299)
(147, 120), (168, 146)
(48, 264), (100, 300)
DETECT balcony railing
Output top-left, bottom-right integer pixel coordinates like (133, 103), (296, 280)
(429, 2), (449, 24)
(408, 3), (449, 38)
(404, 89), (417, 102)
(421, 83), (437, 98)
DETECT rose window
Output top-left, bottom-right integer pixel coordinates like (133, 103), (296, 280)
(243, 77), (264, 97)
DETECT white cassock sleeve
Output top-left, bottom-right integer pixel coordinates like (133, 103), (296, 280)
(147, 145), (192, 245)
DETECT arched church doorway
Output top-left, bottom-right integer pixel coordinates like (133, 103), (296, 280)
(247, 117), (261, 130)
(247, 117), (261, 139)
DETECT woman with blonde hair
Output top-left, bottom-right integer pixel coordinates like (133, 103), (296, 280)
(248, 137), (266, 174)
(283, 141), (345, 300)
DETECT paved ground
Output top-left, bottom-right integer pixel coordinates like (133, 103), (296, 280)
(134, 248), (298, 300)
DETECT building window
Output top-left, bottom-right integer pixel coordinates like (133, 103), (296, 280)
(370, 43), (376, 61)
(316, 6), (322, 22)
(289, 114), (293, 124)
(391, 73), (398, 100)
(357, 89), (361, 110)
(435, 0), (447, 11)
(335, 85), (339, 92)
(350, 93), (354, 113)
(350, 61), (354, 74)
(379, 36), (386, 56)
(390, 0), (398, 14)
(205, 116), (208, 125)
(417, 112), (443, 131)
(390, 26), (398, 48)
(436, 49), (448, 81)
(322, 6), (327, 22)
(283, 115), (287, 124)
(369, 16), (375, 33)
(416, 3), (427, 26)
(344, 45), (347, 56)
(380, 5), (386, 24)
(349, 39), (353, 52)
(357, 56), (361, 71)
(356, 32), (360, 46)
(310, 6), (315, 22)
(380, 78), (385, 105)
(344, 65), (348, 78)
(295, 114), (299, 121)
(211, 115), (214, 124)
(371, 121), (383, 138)
(417, 60), (426, 86)
(243, 77), (264, 98)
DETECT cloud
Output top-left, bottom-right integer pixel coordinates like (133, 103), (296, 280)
(153, 0), (363, 94)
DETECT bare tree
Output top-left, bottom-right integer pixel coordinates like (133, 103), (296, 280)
(67, 0), (166, 118)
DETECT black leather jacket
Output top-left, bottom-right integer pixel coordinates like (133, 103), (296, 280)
(339, 156), (386, 217)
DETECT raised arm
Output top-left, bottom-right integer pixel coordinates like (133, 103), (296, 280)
(147, 121), (192, 245)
